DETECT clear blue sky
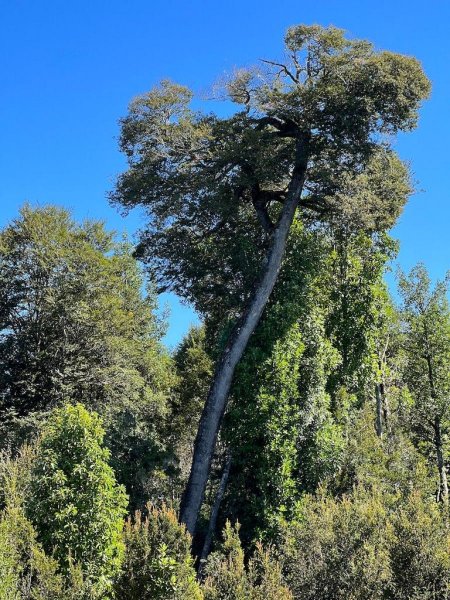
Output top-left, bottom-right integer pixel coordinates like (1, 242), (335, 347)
(1, 0), (449, 346)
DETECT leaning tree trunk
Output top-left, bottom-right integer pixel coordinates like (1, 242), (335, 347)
(198, 453), (232, 579)
(179, 135), (310, 535)
(381, 380), (391, 435)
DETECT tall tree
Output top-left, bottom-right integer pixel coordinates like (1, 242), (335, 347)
(111, 25), (430, 533)
(323, 228), (399, 441)
(222, 224), (394, 543)
(399, 265), (450, 503)
(0, 205), (176, 508)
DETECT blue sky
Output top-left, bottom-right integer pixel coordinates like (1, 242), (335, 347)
(1, 0), (449, 346)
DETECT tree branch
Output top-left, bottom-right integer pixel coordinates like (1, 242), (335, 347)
(260, 58), (300, 85)
(251, 116), (299, 138)
(240, 165), (275, 234)
(252, 193), (275, 234)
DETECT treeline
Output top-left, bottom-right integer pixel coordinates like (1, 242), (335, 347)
(2, 24), (449, 600)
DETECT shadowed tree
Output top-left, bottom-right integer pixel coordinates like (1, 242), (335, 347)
(111, 25), (430, 533)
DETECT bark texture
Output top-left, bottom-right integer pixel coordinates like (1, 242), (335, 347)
(375, 383), (383, 438)
(375, 356), (390, 438)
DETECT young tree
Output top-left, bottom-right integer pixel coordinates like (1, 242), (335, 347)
(28, 403), (128, 598)
(325, 231), (397, 398)
(0, 447), (65, 600)
(111, 25), (430, 533)
(399, 265), (450, 503)
(172, 326), (214, 489)
(372, 284), (398, 439)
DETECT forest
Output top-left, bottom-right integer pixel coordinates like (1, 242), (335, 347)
(1, 23), (449, 599)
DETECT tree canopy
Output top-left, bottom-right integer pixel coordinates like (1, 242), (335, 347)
(111, 25), (428, 321)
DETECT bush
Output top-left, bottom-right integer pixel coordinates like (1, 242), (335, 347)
(280, 488), (392, 600)
(203, 521), (292, 600)
(388, 491), (450, 599)
(115, 504), (203, 599)
(279, 485), (450, 600)
(0, 505), (65, 599)
(28, 403), (128, 598)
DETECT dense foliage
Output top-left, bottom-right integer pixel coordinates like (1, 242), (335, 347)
(0, 204), (177, 509)
(116, 504), (202, 599)
(2, 22), (450, 600)
(29, 404), (128, 597)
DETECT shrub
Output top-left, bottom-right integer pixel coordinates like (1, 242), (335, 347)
(28, 403), (128, 598)
(115, 504), (203, 599)
(388, 491), (450, 599)
(280, 488), (392, 600)
(0, 505), (65, 599)
(203, 521), (292, 600)
(278, 483), (450, 599)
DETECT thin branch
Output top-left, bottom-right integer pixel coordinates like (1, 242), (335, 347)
(260, 58), (299, 85)
(291, 52), (303, 80)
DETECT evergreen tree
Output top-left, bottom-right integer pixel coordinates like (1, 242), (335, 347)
(28, 404), (128, 598)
